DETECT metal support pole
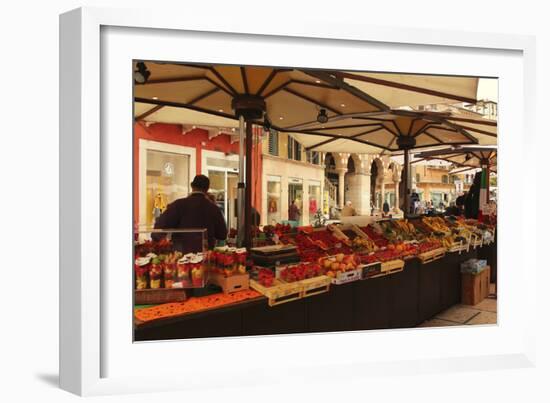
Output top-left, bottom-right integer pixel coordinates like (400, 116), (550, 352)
(237, 115), (245, 247)
(403, 148), (410, 217)
(244, 122), (254, 248)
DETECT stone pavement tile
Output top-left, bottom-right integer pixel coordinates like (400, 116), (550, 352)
(473, 298), (497, 312)
(417, 318), (460, 328)
(465, 311), (497, 325)
(435, 305), (480, 324)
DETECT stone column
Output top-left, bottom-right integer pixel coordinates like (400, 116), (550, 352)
(393, 165), (403, 214)
(334, 153), (350, 209)
(336, 168), (347, 209)
(380, 179), (385, 208)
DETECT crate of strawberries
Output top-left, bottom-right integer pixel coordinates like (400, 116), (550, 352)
(249, 267), (303, 306)
(277, 263), (331, 298)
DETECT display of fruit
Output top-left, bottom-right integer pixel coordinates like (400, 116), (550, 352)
(390, 219), (420, 241)
(342, 229), (358, 240)
(418, 240), (443, 253)
(351, 236), (377, 252)
(319, 254), (359, 278)
(360, 225), (389, 247)
(149, 257), (163, 289)
(279, 263), (323, 282)
(298, 248), (327, 263)
(371, 249), (403, 262)
(134, 255), (151, 289)
(257, 268), (275, 287)
(135, 238), (174, 257)
(422, 217), (451, 234)
(209, 246), (248, 276)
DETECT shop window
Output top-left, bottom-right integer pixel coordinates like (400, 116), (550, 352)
(415, 173), (421, 183)
(308, 182), (321, 224)
(267, 176), (282, 225)
(287, 137), (302, 161)
(268, 130), (279, 156)
(442, 175), (449, 184)
(144, 149), (190, 227)
(306, 150), (320, 165)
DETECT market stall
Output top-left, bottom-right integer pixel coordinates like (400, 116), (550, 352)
(134, 215), (496, 341)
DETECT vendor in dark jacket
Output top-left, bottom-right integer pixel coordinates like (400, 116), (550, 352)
(154, 174), (227, 249)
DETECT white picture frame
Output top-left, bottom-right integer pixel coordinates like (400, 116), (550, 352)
(60, 6), (537, 396)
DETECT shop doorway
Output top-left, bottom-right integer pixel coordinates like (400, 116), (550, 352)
(288, 178), (303, 225)
(208, 169), (239, 231)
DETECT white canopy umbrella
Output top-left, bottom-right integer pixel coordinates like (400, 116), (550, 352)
(335, 71), (479, 108)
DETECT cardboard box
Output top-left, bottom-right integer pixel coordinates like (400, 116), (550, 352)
(461, 266), (490, 305)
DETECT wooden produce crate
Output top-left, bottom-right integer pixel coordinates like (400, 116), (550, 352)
(134, 288), (187, 305)
(380, 259), (405, 274)
(249, 279), (303, 307)
(482, 229), (495, 245)
(331, 267), (362, 285)
(447, 239), (470, 254)
(418, 247), (446, 264)
(210, 273), (250, 294)
(461, 266), (490, 305)
(337, 223), (369, 240)
(299, 275), (332, 298)
(360, 262), (382, 279)
(470, 233), (483, 249)
(326, 224), (352, 246)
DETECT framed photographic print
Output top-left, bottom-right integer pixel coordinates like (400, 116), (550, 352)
(60, 6), (536, 396)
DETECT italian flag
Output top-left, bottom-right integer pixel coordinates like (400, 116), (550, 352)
(478, 167), (489, 220)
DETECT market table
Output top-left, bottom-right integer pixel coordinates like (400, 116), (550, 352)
(135, 251), (477, 341)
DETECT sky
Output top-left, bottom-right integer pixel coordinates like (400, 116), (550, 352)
(477, 78), (498, 102)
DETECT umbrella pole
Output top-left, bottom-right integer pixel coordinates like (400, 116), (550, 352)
(237, 115), (245, 247)
(244, 121), (254, 248)
(403, 148), (410, 218)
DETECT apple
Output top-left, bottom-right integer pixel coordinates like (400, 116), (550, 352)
(331, 262), (340, 271)
(336, 253), (345, 262)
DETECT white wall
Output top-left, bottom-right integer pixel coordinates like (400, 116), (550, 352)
(261, 155), (325, 225)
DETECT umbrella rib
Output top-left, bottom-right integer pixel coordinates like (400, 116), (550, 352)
(240, 67), (249, 94)
(282, 128), (390, 150)
(446, 116), (497, 126)
(412, 122), (435, 137)
(380, 136), (396, 155)
(187, 87), (221, 105)
(304, 125), (384, 151)
(306, 123), (382, 132)
(135, 104), (164, 120)
(423, 129), (446, 144)
(256, 70), (279, 96)
(263, 80), (292, 98)
(134, 97), (239, 120)
(407, 118), (417, 136)
(282, 87), (341, 115)
(209, 67), (238, 95)
(301, 70), (390, 111)
(284, 111), (391, 130)
(451, 124), (497, 137)
(384, 121), (401, 137)
(138, 75), (207, 85)
(337, 71), (479, 104)
(202, 77), (234, 96)
(291, 79), (339, 89)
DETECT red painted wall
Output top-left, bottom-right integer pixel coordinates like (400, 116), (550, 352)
(133, 122), (262, 225)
